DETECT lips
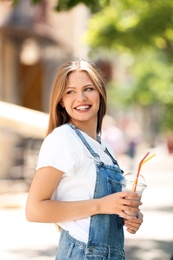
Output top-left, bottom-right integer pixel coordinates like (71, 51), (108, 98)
(75, 105), (91, 111)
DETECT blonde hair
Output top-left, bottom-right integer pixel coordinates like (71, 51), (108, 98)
(46, 58), (107, 136)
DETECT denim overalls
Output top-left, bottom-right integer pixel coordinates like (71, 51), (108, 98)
(55, 125), (125, 260)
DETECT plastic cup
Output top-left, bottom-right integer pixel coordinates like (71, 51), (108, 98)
(121, 172), (147, 217)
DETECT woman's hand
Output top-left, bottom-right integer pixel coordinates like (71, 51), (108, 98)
(124, 212), (143, 234)
(97, 191), (142, 220)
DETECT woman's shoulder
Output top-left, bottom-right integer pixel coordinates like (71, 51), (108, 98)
(45, 124), (80, 146)
(48, 124), (74, 138)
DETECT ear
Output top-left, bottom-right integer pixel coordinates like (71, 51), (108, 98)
(60, 100), (64, 107)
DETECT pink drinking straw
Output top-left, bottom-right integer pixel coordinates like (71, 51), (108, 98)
(132, 152), (150, 192)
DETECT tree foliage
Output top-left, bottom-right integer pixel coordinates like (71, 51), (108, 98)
(19, 0), (109, 13)
(85, 0), (173, 57)
(83, 0), (173, 131)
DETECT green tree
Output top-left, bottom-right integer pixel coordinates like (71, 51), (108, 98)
(85, 0), (173, 58)
(106, 51), (173, 131)
(13, 0), (109, 13)
(82, 0), (173, 133)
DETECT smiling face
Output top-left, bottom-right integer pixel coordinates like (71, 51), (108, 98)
(61, 70), (100, 133)
(47, 59), (107, 136)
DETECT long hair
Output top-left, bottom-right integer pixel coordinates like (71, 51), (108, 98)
(46, 58), (107, 136)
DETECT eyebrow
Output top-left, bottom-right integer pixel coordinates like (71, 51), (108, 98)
(66, 83), (94, 89)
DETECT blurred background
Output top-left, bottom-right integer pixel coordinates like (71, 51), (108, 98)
(0, 0), (173, 259)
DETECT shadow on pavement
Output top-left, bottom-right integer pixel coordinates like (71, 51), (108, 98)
(125, 239), (173, 260)
(6, 246), (57, 259)
(143, 206), (173, 212)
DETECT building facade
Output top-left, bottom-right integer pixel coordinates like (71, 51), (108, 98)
(0, 0), (89, 179)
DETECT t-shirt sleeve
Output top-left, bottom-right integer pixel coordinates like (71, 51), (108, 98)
(36, 128), (83, 176)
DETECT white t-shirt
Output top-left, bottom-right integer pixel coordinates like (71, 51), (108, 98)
(36, 124), (114, 243)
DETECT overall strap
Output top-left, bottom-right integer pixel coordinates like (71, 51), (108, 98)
(69, 124), (104, 165)
(68, 124), (121, 168)
(104, 147), (122, 171)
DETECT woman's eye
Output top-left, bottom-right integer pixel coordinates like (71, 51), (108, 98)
(85, 87), (94, 91)
(66, 90), (75, 94)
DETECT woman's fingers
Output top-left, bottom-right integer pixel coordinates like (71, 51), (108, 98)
(124, 213), (143, 233)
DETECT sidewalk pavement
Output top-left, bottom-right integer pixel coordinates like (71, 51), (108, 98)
(0, 145), (173, 260)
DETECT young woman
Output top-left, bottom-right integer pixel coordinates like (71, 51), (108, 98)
(26, 59), (143, 260)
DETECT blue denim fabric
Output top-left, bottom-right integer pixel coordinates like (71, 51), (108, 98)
(55, 124), (125, 260)
(56, 230), (86, 259)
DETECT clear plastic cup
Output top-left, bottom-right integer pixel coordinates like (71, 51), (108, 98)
(121, 172), (147, 217)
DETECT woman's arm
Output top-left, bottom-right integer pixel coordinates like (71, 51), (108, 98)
(25, 166), (142, 223)
(25, 166), (100, 223)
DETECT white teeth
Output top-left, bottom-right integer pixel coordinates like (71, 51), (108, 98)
(76, 105), (90, 110)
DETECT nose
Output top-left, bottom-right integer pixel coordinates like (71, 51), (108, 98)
(76, 90), (87, 101)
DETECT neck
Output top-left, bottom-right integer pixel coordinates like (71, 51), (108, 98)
(69, 120), (97, 141)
